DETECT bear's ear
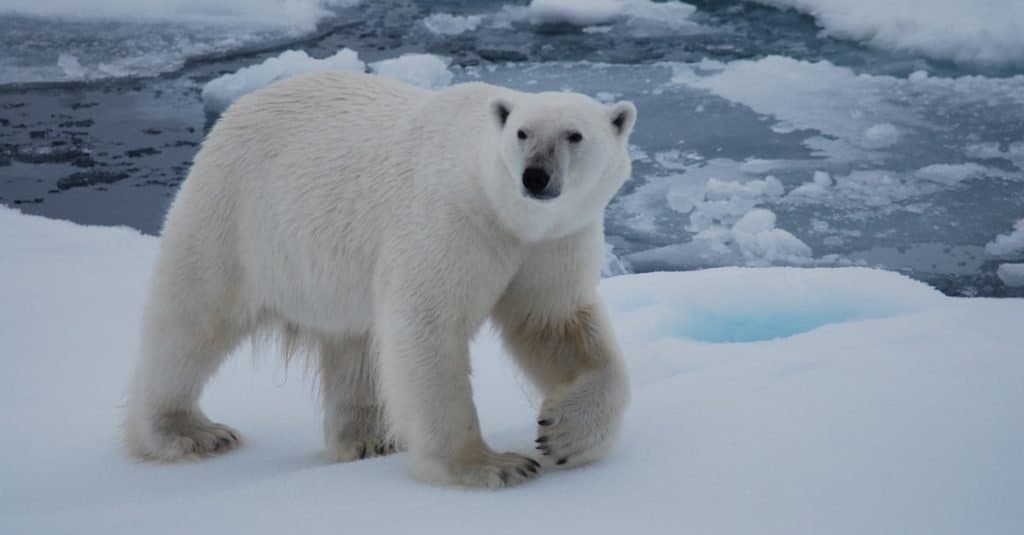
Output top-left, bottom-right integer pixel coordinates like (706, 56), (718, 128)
(609, 101), (637, 138)
(490, 97), (512, 128)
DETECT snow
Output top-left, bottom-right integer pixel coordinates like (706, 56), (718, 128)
(986, 218), (1024, 258)
(2, 206), (1023, 533)
(422, 13), (483, 36)
(201, 49), (365, 115)
(998, 263), (1024, 287)
(369, 54), (454, 90)
(752, 0), (1024, 67)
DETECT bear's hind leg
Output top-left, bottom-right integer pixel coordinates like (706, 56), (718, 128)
(320, 334), (403, 462)
(124, 258), (247, 461)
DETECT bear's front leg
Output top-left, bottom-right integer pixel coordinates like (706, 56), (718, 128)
(375, 281), (541, 488)
(496, 299), (630, 468)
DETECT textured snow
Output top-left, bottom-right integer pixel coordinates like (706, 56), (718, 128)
(753, 0), (1024, 67)
(2, 206), (1023, 534)
(370, 54), (454, 90)
(201, 49), (365, 115)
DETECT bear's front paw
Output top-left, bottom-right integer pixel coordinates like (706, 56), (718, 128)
(126, 410), (243, 462)
(534, 371), (627, 468)
(326, 436), (404, 463)
(413, 449), (542, 489)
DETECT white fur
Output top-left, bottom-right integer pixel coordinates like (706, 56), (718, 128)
(123, 71), (635, 488)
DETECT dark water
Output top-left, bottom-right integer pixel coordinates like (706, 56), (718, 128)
(2, 0), (1023, 296)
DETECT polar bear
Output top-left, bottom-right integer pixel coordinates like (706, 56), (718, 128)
(123, 70), (635, 488)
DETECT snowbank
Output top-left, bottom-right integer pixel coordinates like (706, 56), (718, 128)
(202, 49), (365, 115)
(2, 206), (1023, 534)
(752, 0), (1024, 67)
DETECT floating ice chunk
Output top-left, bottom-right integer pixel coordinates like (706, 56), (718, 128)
(914, 163), (988, 185)
(750, 0), (1024, 67)
(965, 141), (1024, 171)
(787, 170), (834, 199)
(526, 0), (624, 26)
(422, 13), (483, 35)
(202, 49), (365, 115)
(997, 263), (1024, 287)
(861, 123), (900, 149)
(621, 0), (699, 34)
(704, 175), (784, 202)
(729, 208), (813, 264)
(370, 54), (453, 90)
(518, 0), (698, 32)
(602, 242), (633, 277)
(56, 53), (86, 80)
(986, 219), (1024, 258)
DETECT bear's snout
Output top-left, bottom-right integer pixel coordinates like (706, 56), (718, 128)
(522, 166), (558, 200)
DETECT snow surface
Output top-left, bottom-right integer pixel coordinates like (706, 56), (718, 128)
(3, 206), (1023, 534)
(753, 0), (1024, 67)
(201, 49), (365, 115)
(202, 50), (455, 115)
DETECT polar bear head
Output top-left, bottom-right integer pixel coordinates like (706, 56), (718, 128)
(486, 91), (636, 242)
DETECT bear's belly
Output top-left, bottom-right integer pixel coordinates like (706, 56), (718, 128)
(248, 251), (377, 336)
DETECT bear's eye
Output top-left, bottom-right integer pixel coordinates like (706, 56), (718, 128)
(567, 132), (583, 143)
(517, 129), (527, 140)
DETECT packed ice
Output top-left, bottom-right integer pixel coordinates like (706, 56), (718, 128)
(201, 49), (365, 115)
(3, 206), (1022, 534)
(752, 0), (1024, 67)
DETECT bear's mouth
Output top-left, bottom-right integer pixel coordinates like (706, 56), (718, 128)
(522, 187), (561, 201)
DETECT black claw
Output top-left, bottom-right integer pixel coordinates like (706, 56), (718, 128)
(526, 463), (538, 473)
(516, 467), (528, 478)
(499, 470), (510, 485)
(528, 458), (541, 469)
(358, 444), (367, 459)
(535, 436), (548, 443)
(556, 457), (567, 465)
(538, 419), (552, 426)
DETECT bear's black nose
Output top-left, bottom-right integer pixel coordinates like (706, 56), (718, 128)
(522, 167), (551, 196)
